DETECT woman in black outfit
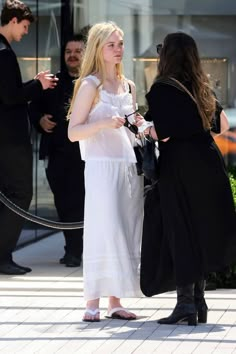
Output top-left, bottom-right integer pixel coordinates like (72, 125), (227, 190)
(141, 32), (236, 326)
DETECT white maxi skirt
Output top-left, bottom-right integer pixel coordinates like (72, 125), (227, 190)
(83, 160), (144, 301)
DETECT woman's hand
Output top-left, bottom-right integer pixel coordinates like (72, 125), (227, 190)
(134, 113), (145, 127)
(102, 116), (126, 129)
(145, 125), (159, 140)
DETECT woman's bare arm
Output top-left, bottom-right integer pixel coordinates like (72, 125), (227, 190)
(68, 79), (125, 141)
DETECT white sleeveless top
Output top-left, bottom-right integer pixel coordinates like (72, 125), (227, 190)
(79, 75), (137, 163)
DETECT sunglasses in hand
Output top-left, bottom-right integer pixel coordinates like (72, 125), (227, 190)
(124, 110), (139, 134)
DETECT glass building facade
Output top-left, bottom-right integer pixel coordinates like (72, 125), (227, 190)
(2, 0), (235, 245)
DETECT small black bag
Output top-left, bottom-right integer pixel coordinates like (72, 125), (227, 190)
(142, 138), (159, 181)
(134, 137), (159, 181)
(134, 145), (143, 176)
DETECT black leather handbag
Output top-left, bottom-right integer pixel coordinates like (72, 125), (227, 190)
(134, 137), (159, 181)
(142, 138), (159, 181)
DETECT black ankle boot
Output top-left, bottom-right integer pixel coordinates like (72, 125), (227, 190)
(194, 280), (208, 323)
(157, 284), (197, 326)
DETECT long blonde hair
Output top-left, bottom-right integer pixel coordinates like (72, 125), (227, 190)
(68, 21), (124, 117)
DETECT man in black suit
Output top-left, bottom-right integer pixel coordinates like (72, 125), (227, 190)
(29, 35), (85, 267)
(0, 0), (57, 275)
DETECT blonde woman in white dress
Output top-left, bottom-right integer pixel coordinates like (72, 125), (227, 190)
(68, 22), (144, 322)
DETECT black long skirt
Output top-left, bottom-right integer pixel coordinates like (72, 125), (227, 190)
(141, 136), (236, 296)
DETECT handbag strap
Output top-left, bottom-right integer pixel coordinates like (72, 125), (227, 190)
(156, 77), (197, 105)
(169, 77), (197, 104)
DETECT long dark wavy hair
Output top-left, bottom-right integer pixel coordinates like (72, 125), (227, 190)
(158, 32), (215, 130)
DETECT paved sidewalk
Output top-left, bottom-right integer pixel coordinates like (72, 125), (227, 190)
(0, 232), (236, 353)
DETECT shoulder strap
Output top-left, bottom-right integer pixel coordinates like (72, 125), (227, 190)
(85, 75), (101, 87)
(128, 83), (132, 93)
(169, 77), (197, 104)
(156, 77), (197, 104)
(124, 79), (132, 93)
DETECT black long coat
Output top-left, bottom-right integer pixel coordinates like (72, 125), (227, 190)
(141, 81), (236, 296)
(0, 34), (43, 146)
(0, 34), (43, 261)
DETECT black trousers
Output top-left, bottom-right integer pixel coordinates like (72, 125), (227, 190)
(0, 144), (33, 263)
(45, 152), (85, 258)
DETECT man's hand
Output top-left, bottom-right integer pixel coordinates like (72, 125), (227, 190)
(35, 70), (58, 90)
(39, 114), (57, 133)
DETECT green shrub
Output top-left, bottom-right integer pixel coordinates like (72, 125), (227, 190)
(206, 165), (236, 290)
(228, 165), (236, 205)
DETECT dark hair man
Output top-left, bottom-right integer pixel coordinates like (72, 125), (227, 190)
(29, 34), (86, 267)
(0, 0), (57, 275)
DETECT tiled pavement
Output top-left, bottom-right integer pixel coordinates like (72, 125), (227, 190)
(0, 232), (236, 353)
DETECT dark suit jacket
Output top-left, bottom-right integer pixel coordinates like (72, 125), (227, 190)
(0, 34), (43, 146)
(29, 71), (83, 162)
